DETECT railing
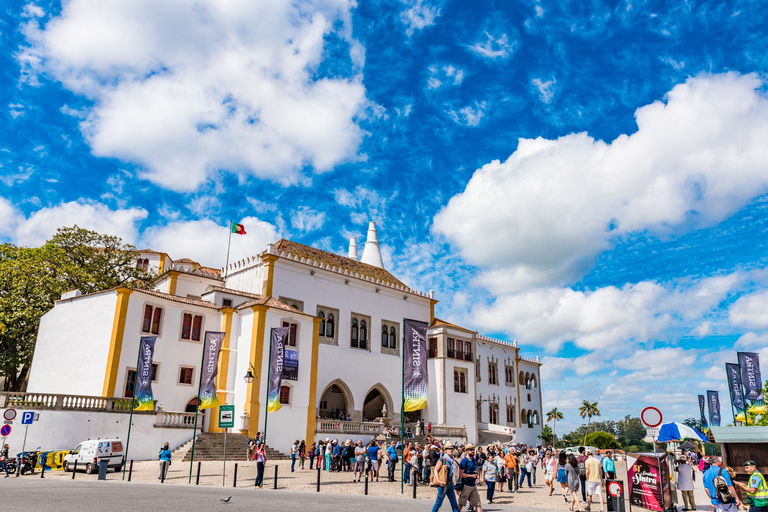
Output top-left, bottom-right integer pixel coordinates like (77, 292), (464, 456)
(429, 425), (467, 438)
(0, 392), (153, 413)
(316, 420), (385, 434)
(155, 411), (202, 428)
(464, 352), (473, 361)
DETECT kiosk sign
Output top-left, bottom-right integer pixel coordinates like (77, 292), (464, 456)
(627, 452), (671, 512)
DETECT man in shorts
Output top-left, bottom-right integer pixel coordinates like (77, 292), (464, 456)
(458, 443), (483, 512)
(353, 440), (366, 482)
(367, 440), (380, 481)
(585, 450), (605, 512)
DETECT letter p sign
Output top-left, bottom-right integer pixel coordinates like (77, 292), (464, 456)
(21, 412), (34, 425)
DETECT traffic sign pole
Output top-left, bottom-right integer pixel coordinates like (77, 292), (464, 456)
(18, 425), (28, 478)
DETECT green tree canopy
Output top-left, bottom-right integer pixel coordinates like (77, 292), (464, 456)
(585, 431), (622, 450)
(0, 226), (152, 391)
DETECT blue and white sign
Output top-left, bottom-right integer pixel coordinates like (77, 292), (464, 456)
(21, 411), (34, 425)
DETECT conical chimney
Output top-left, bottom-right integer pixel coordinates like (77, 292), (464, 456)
(348, 237), (358, 261)
(360, 222), (384, 268)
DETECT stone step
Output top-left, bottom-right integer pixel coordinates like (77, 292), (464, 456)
(180, 433), (290, 461)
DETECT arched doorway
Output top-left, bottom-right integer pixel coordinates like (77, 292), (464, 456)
(186, 397), (199, 413)
(319, 380), (354, 420)
(362, 384), (393, 422)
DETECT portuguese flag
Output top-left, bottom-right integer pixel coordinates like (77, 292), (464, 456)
(231, 221), (246, 235)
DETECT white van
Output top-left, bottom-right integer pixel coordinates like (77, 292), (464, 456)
(63, 439), (124, 474)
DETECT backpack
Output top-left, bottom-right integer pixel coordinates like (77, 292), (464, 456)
(578, 459), (587, 478)
(714, 468), (735, 504)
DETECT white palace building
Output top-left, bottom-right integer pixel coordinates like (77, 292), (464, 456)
(18, 222), (542, 456)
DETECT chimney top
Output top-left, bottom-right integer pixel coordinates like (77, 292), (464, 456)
(360, 222), (384, 269)
(348, 237), (358, 261)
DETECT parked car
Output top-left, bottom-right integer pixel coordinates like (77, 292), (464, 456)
(562, 446), (599, 456)
(63, 439), (124, 474)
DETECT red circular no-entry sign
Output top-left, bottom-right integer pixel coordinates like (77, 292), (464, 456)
(608, 481), (623, 497)
(641, 406), (663, 428)
(2, 409), (16, 421)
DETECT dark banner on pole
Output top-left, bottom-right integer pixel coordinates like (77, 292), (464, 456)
(403, 318), (429, 412)
(726, 363), (746, 423)
(698, 395), (709, 433)
(738, 351), (766, 414)
(282, 349), (299, 381)
(627, 453), (671, 512)
(199, 331), (226, 410)
(707, 390), (721, 427)
(134, 336), (157, 411)
(267, 327), (289, 413)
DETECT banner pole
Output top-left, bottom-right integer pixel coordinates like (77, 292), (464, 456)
(264, 328), (274, 446)
(122, 340), (143, 480)
(400, 317), (405, 496)
(224, 221), (233, 281)
(189, 331), (208, 483)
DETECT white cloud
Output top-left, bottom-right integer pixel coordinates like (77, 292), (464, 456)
(13, 200), (147, 246)
(468, 31), (516, 59)
(246, 197), (277, 214)
(531, 77), (556, 103)
(21, 0), (367, 192)
(435, 73), (768, 291)
(692, 321), (712, 337)
(447, 102), (486, 127)
(142, 216), (279, 267)
(729, 290), (768, 329)
(614, 347), (697, 379)
(400, 0), (440, 36)
(427, 64), (465, 90)
(290, 206), (326, 233)
(0, 198), (21, 240)
(735, 332), (768, 349)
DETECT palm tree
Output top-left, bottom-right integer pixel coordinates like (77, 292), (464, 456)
(546, 408), (564, 447)
(579, 400), (601, 445)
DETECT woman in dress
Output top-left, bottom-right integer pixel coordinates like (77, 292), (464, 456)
(566, 454), (582, 511)
(557, 451), (570, 501)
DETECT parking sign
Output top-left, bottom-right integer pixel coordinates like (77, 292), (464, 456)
(21, 411), (34, 425)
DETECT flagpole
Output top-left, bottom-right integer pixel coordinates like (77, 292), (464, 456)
(400, 317), (405, 496)
(264, 328), (274, 446)
(188, 330), (208, 483)
(224, 221), (233, 281)
(122, 341), (143, 480)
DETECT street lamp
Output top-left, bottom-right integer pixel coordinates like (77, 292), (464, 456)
(244, 364), (255, 384)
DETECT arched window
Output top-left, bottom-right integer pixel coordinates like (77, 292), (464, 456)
(534, 411), (540, 425)
(519, 371), (525, 385)
(326, 313), (335, 338)
(318, 311), (325, 337)
(359, 320), (367, 349)
(142, 259), (149, 271)
(381, 325), (388, 347)
(389, 327), (396, 349)
(351, 318), (358, 347)
(530, 375), (537, 388)
(521, 409), (527, 426)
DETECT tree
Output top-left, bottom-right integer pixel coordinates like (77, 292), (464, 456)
(579, 400), (601, 445)
(540, 425), (554, 445)
(585, 431), (622, 450)
(0, 226), (152, 391)
(547, 407), (564, 447)
(682, 417), (704, 432)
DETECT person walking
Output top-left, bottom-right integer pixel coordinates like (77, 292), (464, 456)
(481, 452), (498, 504)
(308, 442), (316, 469)
(158, 442), (171, 480)
(519, 450), (533, 488)
(529, 448), (539, 485)
(353, 440), (366, 483)
(544, 450), (557, 496)
(432, 442), (459, 512)
(387, 441), (398, 482)
(1, 444), (9, 477)
(506, 447), (519, 492)
(577, 447), (588, 502)
(675, 455), (696, 511)
(602, 451), (616, 480)
(254, 442), (267, 487)
(703, 456), (743, 512)
(494, 448), (507, 493)
(734, 460), (768, 512)
(585, 450), (605, 512)
(290, 440), (299, 472)
(557, 452), (570, 502)
(458, 443), (483, 512)
(567, 454), (583, 512)
(299, 440), (306, 470)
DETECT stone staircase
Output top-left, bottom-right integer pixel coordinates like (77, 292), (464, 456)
(180, 432), (290, 461)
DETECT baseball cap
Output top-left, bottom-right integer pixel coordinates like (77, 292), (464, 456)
(744, 460), (757, 467)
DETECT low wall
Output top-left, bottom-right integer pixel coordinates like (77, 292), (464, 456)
(0, 408), (200, 461)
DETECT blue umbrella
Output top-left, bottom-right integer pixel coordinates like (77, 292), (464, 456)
(657, 422), (707, 442)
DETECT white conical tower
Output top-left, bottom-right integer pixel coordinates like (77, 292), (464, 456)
(360, 222), (384, 268)
(348, 237), (358, 261)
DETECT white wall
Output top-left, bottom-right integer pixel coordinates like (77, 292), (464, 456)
(517, 359), (542, 446)
(172, 273), (220, 299)
(0, 408), (197, 460)
(27, 292), (117, 396)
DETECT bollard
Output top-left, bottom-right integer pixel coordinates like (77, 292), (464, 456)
(128, 460), (134, 482)
(41, 458), (46, 478)
(233, 463), (238, 488)
(196, 461), (201, 485)
(161, 463), (166, 484)
(316, 464), (321, 492)
(72, 460), (77, 479)
(273, 465), (278, 490)
(365, 474), (369, 495)
(412, 473), (417, 499)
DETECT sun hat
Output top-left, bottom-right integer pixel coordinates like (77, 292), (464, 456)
(444, 442), (455, 449)
(465, 443), (475, 450)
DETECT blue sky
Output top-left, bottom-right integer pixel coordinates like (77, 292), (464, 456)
(2, 0), (768, 433)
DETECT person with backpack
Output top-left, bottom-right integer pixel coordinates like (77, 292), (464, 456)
(577, 447), (588, 502)
(734, 460), (768, 512)
(703, 456), (743, 512)
(567, 454), (584, 512)
(431, 443), (459, 512)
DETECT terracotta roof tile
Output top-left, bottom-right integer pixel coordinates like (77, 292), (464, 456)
(202, 286), (263, 300)
(430, 317), (477, 334)
(236, 296), (317, 317)
(132, 287), (221, 310)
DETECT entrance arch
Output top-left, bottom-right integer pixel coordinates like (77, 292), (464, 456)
(362, 384), (393, 422)
(319, 379), (354, 420)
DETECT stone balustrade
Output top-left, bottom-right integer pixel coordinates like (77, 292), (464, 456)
(155, 411), (202, 428)
(315, 419), (467, 439)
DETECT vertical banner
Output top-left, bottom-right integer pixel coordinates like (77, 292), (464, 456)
(403, 318), (429, 412)
(266, 327), (289, 413)
(698, 395), (709, 433)
(738, 351), (766, 414)
(133, 336), (157, 411)
(199, 331), (226, 410)
(627, 453), (670, 512)
(707, 390), (721, 427)
(725, 363), (747, 423)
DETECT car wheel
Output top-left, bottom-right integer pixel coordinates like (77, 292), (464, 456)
(86, 463), (94, 474)
(63, 462), (70, 472)
(114, 466), (121, 473)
